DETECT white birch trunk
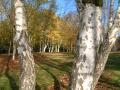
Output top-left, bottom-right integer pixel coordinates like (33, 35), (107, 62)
(57, 40), (62, 52)
(48, 44), (51, 52)
(12, 43), (16, 60)
(71, 4), (102, 90)
(51, 45), (54, 53)
(43, 44), (47, 52)
(55, 45), (58, 52)
(93, 5), (120, 88)
(39, 41), (42, 53)
(57, 44), (60, 52)
(71, 1), (120, 90)
(14, 0), (36, 90)
(109, 0), (114, 29)
(8, 41), (12, 56)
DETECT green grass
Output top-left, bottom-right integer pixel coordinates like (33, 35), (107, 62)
(0, 52), (120, 90)
(35, 53), (74, 89)
(101, 52), (120, 89)
(0, 75), (12, 90)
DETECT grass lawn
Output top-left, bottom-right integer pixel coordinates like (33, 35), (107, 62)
(0, 52), (120, 90)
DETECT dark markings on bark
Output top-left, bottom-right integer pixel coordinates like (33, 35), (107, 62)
(80, 18), (83, 23)
(88, 17), (91, 24)
(92, 46), (94, 48)
(17, 12), (22, 14)
(80, 37), (82, 44)
(91, 26), (94, 29)
(83, 74), (87, 79)
(23, 24), (26, 26)
(83, 54), (86, 62)
(85, 35), (88, 40)
(80, 63), (84, 69)
(79, 78), (83, 90)
(86, 26), (88, 31)
(77, 34), (79, 40)
(16, 24), (21, 27)
(80, 55), (83, 59)
(80, 73), (93, 75)
(91, 13), (94, 16)
(17, 30), (21, 33)
(83, 47), (86, 51)
(99, 16), (101, 21)
(94, 38), (96, 41)
(82, 22), (86, 29)
(15, 6), (22, 9)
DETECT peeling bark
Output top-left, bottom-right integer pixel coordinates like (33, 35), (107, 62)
(93, 6), (120, 89)
(14, 0), (36, 90)
(71, 1), (120, 90)
(71, 4), (102, 90)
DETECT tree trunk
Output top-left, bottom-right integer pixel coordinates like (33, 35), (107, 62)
(71, 4), (102, 90)
(71, 1), (120, 90)
(93, 5), (120, 88)
(43, 44), (47, 52)
(57, 44), (60, 53)
(8, 41), (12, 56)
(55, 44), (57, 52)
(12, 43), (16, 60)
(14, 0), (36, 90)
(39, 41), (42, 53)
(51, 45), (54, 53)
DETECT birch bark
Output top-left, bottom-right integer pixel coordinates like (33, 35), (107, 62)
(14, 0), (36, 90)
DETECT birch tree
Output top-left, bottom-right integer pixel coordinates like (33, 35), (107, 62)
(71, 0), (120, 90)
(14, 0), (36, 90)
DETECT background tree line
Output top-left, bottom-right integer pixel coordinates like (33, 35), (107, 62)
(0, 0), (120, 54)
(0, 0), (79, 54)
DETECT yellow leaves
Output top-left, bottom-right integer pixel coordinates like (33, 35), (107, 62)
(47, 30), (61, 42)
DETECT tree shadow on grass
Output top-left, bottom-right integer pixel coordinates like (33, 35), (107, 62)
(40, 66), (61, 90)
(38, 59), (73, 74)
(5, 73), (19, 90)
(2, 55), (19, 90)
(100, 53), (120, 88)
(35, 83), (41, 90)
(106, 54), (120, 71)
(99, 75), (120, 88)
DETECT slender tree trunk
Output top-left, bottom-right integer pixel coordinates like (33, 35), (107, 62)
(43, 44), (47, 52)
(14, 0), (36, 90)
(48, 43), (51, 52)
(51, 45), (54, 53)
(93, 5), (120, 89)
(57, 44), (60, 52)
(57, 40), (62, 53)
(70, 43), (72, 53)
(49, 47), (51, 52)
(39, 40), (42, 53)
(8, 41), (12, 56)
(12, 43), (16, 60)
(55, 44), (57, 52)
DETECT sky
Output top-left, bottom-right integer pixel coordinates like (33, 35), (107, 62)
(41, 0), (77, 17)
(56, 0), (118, 17)
(56, 0), (77, 17)
(102, 0), (118, 28)
(114, 0), (119, 9)
(0, 0), (119, 20)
